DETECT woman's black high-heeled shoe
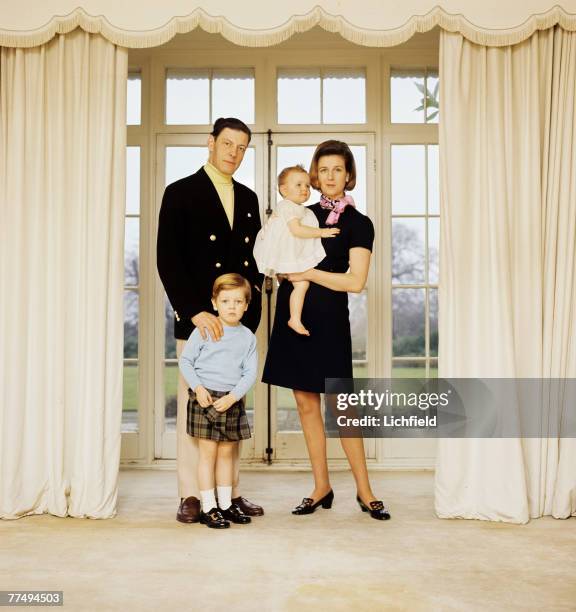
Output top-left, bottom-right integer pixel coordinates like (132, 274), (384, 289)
(357, 495), (391, 520)
(292, 490), (334, 515)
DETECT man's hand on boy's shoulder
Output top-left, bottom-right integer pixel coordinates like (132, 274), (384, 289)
(213, 393), (238, 413)
(194, 385), (213, 407)
(191, 311), (223, 341)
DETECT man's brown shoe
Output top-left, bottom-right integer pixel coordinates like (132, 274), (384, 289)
(232, 496), (264, 516)
(176, 496), (200, 523)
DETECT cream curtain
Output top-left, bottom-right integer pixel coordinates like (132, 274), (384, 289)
(0, 30), (127, 518)
(436, 27), (576, 523)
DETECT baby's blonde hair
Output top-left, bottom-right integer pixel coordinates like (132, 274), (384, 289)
(212, 273), (251, 303)
(277, 164), (308, 189)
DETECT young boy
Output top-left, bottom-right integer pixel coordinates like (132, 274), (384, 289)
(179, 273), (257, 529)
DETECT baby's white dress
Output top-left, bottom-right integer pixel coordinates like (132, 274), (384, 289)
(253, 199), (326, 276)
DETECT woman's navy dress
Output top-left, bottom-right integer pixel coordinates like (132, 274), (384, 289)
(262, 202), (374, 393)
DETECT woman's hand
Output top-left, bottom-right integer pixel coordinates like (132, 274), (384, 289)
(286, 269), (316, 282)
(213, 393), (238, 413)
(291, 248), (371, 293)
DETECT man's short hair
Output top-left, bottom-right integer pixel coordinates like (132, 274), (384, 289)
(212, 273), (252, 303)
(211, 117), (252, 144)
(308, 140), (357, 191)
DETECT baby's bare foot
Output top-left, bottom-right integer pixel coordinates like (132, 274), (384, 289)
(288, 319), (310, 336)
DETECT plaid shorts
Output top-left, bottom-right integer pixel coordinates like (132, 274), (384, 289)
(186, 388), (251, 442)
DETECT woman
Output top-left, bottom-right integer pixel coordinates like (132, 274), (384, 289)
(262, 140), (390, 520)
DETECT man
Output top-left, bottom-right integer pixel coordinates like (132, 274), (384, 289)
(157, 117), (264, 523)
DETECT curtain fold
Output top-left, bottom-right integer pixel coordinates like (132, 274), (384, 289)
(436, 26), (576, 523)
(0, 30), (127, 519)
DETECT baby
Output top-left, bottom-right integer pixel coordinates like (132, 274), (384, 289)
(253, 165), (339, 335)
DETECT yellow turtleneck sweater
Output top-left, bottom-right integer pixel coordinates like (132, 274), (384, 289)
(204, 161), (234, 228)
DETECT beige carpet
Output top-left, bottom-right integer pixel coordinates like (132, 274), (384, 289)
(1, 470), (575, 611)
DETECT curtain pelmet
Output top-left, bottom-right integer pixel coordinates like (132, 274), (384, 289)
(1, 5), (576, 49)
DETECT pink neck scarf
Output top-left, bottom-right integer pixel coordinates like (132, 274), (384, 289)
(319, 194), (356, 225)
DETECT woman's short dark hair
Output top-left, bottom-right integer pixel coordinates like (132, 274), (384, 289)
(211, 117), (252, 143)
(309, 140), (356, 191)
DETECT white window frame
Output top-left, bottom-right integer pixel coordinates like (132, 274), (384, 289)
(380, 55), (439, 469)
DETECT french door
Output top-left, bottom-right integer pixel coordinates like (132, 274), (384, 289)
(268, 133), (376, 461)
(154, 132), (376, 462)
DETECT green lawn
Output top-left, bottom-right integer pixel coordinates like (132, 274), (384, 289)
(123, 364), (138, 411)
(122, 363), (179, 412)
(393, 366), (438, 378)
(274, 364), (438, 412)
(123, 364), (438, 412)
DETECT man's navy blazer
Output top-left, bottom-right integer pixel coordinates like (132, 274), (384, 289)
(157, 167), (263, 340)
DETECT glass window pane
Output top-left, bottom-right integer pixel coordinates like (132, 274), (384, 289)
(233, 147), (255, 192)
(127, 73), (141, 125)
(124, 218), (139, 285)
(391, 70), (425, 123)
(276, 146), (315, 205)
(350, 146), (366, 214)
(428, 217), (439, 284)
(350, 291), (367, 361)
(245, 389), (254, 430)
(428, 145), (439, 214)
(124, 290), (138, 358)
(278, 68), (321, 124)
(426, 71), (439, 124)
(276, 147), (315, 177)
(323, 68), (366, 124)
(353, 362), (368, 378)
(165, 297), (177, 359)
(392, 218), (426, 284)
(122, 363), (138, 432)
(212, 69), (255, 124)
(429, 288), (438, 357)
(126, 147), (140, 215)
(166, 147), (208, 185)
(164, 362), (178, 433)
(393, 288), (425, 357)
(429, 358), (438, 378)
(166, 69), (210, 125)
(392, 359), (426, 378)
(392, 145), (425, 214)
(276, 387), (300, 432)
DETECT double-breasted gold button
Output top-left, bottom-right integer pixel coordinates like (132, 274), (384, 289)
(215, 262), (222, 268)
(244, 260), (249, 267)
(247, 213), (252, 218)
(244, 237), (250, 243)
(210, 234), (216, 241)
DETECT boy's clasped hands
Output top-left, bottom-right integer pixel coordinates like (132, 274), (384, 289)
(194, 385), (237, 412)
(190, 311), (238, 412)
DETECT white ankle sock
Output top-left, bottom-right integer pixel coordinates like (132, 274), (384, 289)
(217, 485), (232, 510)
(200, 489), (217, 512)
